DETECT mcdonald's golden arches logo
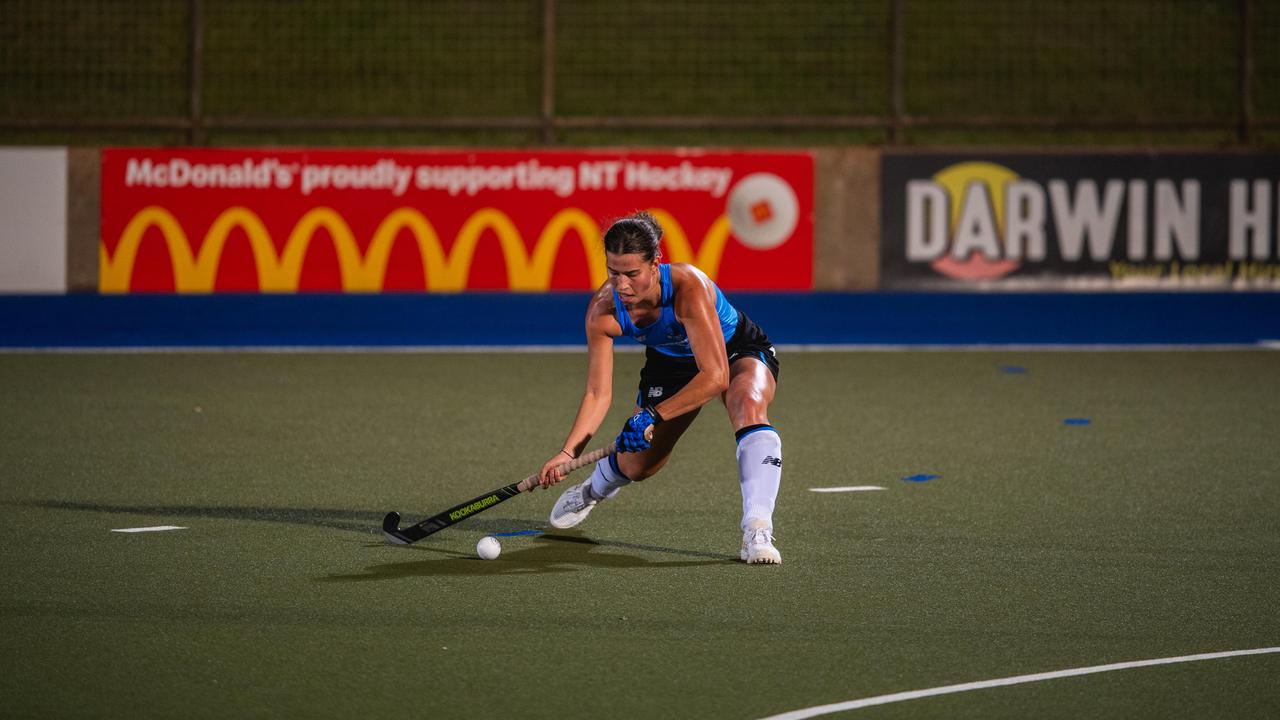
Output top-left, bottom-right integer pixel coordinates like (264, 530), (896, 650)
(100, 207), (734, 293)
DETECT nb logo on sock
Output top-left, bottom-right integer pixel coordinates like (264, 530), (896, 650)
(762, 456), (782, 467)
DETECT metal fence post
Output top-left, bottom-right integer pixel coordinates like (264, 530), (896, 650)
(541, 0), (557, 145)
(889, 0), (905, 144)
(1239, 0), (1255, 144)
(189, 0), (205, 145)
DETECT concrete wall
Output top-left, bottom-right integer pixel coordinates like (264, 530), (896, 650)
(66, 148), (100, 293)
(0, 148), (68, 292)
(813, 147), (880, 290)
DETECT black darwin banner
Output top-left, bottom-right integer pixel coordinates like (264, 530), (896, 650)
(881, 153), (1280, 290)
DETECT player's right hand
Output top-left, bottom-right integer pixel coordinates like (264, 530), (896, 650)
(615, 408), (656, 453)
(538, 450), (574, 488)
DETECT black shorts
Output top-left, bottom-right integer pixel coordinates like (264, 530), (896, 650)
(635, 311), (779, 408)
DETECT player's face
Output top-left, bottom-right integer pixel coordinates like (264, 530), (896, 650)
(606, 252), (659, 307)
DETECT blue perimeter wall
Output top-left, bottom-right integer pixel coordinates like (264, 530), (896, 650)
(3, 293), (1280, 348)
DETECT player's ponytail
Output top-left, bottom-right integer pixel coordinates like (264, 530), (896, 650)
(603, 211), (663, 262)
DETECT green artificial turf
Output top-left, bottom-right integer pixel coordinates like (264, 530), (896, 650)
(0, 351), (1277, 719)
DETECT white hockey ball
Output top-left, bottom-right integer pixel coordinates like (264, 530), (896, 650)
(476, 536), (501, 560)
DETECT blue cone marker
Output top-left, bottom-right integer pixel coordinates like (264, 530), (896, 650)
(1063, 418), (1091, 426)
(902, 474), (940, 482)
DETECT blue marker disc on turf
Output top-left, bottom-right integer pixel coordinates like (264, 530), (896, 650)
(1063, 418), (1091, 426)
(902, 474), (940, 482)
(999, 365), (1027, 374)
(494, 529), (543, 537)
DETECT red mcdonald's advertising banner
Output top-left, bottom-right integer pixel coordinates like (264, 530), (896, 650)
(100, 148), (813, 293)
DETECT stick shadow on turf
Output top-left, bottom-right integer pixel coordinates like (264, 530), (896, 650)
(13, 499), (739, 569)
(320, 533), (735, 582)
(13, 499), (541, 536)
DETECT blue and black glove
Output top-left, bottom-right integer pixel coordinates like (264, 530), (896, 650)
(615, 405), (663, 453)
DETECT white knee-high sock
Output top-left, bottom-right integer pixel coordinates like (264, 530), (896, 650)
(736, 425), (781, 530)
(587, 455), (631, 500)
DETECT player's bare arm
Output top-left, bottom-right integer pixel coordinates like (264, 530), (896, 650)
(646, 263), (730, 420)
(537, 286), (620, 487)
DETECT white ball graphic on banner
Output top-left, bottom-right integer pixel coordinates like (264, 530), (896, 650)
(726, 172), (799, 251)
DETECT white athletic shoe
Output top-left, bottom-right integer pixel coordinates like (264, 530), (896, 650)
(740, 519), (782, 564)
(549, 479), (599, 529)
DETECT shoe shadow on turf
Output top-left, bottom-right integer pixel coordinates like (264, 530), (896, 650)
(320, 533), (736, 582)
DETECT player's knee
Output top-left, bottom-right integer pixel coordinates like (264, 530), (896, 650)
(631, 457), (666, 481)
(619, 453), (666, 481)
(729, 377), (767, 406)
(731, 396), (769, 426)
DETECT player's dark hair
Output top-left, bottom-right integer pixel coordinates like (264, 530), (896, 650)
(603, 212), (663, 262)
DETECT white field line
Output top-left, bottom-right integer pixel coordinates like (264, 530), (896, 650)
(808, 486), (885, 493)
(777, 343), (1268, 352)
(756, 646), (1280, 720)
(0, 345), (606, 354)
(111, 526), (187, 533)
(1, 343), (1273, 354)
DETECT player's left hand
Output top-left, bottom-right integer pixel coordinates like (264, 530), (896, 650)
(615, 408), (656, 453)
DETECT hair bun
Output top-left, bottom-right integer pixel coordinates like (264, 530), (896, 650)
(603, 211), (664, 262)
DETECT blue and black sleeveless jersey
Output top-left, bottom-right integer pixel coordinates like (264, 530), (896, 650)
(611, 264), (739, 358)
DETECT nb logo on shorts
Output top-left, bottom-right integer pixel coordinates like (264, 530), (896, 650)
(762, 456), (782, 467)
(647, 387), (664, 398)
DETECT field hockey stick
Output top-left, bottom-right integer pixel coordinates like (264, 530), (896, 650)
(382, 429), (648, 545)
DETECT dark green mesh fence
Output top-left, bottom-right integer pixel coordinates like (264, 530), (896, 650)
(906, 0), (1240, 121)
(203, 0), (542, 119)
(0, 0), (1273, 146)
(0, 0), (188, 119)
(555, 1), (890, 117)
